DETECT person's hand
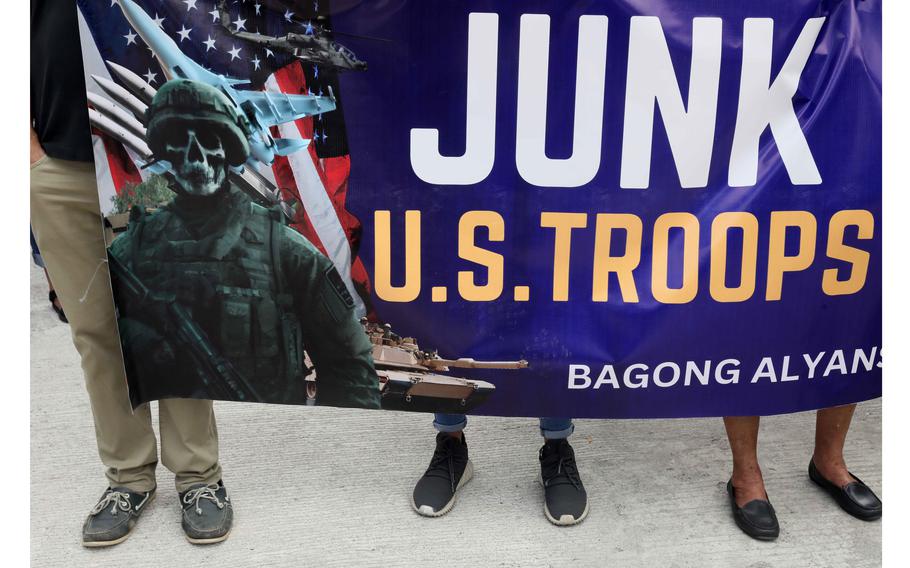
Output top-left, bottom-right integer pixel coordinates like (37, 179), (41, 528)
(30, 128), (46, 165)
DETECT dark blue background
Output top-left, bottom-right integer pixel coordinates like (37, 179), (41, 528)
(342, 0), (880, 418)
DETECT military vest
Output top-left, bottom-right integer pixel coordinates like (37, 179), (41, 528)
(126, 196), (308, 403)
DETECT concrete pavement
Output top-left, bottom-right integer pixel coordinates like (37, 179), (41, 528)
(30, 264), (882, 567)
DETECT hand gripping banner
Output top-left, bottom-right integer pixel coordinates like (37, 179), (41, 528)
(76, 0), (882, 418)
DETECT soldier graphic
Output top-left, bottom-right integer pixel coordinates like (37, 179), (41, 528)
(108, 79), (380, 409)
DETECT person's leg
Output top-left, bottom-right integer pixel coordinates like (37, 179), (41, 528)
(433, 413), (468, 438)
(809, 404), (881, 520)
(30, 157), (159, 492)
(722, 416), (779, 540)
(538, 417), (574, 440)
(722, 416), (766, 505)
(31, 157), (160, 546)
(412, 413), (472, 517)
(32, 225), (67, 322)
(159, 399), (223, 492)
(30, 226), (44, 269)
(159, 398), (231, 544)
(812, 404), (857, 486)
(537, 418), (587, 525)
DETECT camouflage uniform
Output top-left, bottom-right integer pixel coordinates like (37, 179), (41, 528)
(109, 78), (379, 409)
(110, 187), (380, 409)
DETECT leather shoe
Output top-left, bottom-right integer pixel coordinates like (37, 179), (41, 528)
(726, 479), (780, 541)
(808, 460), (881, 521)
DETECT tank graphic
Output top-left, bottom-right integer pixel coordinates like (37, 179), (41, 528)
(349, 321), (529, 413)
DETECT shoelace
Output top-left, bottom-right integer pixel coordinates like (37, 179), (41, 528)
(183, 484), (226, 516)
(89, 490), (133, 517)
(542, 446), (582, 491)
(426, 438), (463, 494)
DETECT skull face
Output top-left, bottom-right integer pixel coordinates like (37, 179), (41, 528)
(164, 127), (228, 196)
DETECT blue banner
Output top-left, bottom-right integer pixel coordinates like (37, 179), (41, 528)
(78, 0), (881, 418)
(334, 0), (882, 418)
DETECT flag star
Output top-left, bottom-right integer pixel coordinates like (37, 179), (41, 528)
(304, 21), (315, 35)
(251, 55), (261, 70)
(265, 48), (275, 58)
(152, 13), (165, 28)
(203, 35), (217, 51)
(314, 1), (319, 12)
(228, 44), (242, 60)
(182, 0), (197, 11)
(177, 25), (192, 42)
(284, 9), (294, 22)
(321, 131), (328, 143)
(123, 30), (138, 45)
(254, 2), (262, 15)
(233, 16), (247, 31)
(313, 65), (319, 78)
(208, 8), (219, 22)
(143, 69), (158, 84)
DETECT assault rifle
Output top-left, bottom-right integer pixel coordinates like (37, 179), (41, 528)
(107, 251), (263, 402)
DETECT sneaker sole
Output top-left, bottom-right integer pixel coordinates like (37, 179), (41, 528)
(412, 460), (474, 518)
(83, 532), (133, 548)
(538, 474), (589, 526)
(186, 528), (232, 545)
(544, 500), (589, 526)
(82, 492), (156, 548)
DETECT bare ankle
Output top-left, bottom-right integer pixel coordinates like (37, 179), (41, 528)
(812, 452), (854, 485)
(731, 463), (763, 485)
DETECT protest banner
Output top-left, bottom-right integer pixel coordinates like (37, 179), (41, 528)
(76, 0), (882, 417)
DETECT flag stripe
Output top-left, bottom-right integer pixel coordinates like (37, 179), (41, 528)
(98, 132), (143, 191)
(266, 71), (365, 317)
(91, 134), (119, 211)
(269, 141), (330, 256)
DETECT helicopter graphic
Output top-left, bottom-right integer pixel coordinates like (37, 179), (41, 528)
(217, 1), (370, 72)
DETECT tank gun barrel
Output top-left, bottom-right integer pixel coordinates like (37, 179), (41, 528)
(423, 358), (529, 370)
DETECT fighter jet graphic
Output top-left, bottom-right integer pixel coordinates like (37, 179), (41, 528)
(87, 0), (337, 216)
(216, 1), (368, 72)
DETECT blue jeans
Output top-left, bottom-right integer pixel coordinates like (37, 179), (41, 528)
(30, 226), (45, 268)
(433, 414), (575, 440)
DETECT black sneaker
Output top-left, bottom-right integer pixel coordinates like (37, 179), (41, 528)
(82, 487), (155, 547)
(411, 433), (474, 517)
(179, 481), (233, 544)
(539, 439), (588, 526)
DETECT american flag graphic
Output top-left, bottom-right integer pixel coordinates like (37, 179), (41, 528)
(77, 0), (374, 317)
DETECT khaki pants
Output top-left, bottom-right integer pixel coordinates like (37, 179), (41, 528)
(30, 155), (222, 492)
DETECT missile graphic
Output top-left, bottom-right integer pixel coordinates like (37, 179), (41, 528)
(87, 91), (146, 140)
(91, 75), (148, 124)
(87, 108), (154, 161)
(107, 60), (156, 105)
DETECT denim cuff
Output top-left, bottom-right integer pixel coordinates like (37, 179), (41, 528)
(540, 422), (574, 440)
(433, 416), (468, 433)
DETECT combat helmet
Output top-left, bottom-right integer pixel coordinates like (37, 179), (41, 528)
(146, 78), (252, 167)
